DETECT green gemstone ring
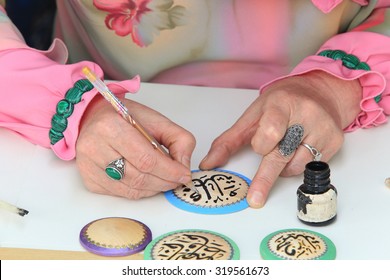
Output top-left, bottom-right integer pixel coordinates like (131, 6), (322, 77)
(105, 157), (125, 180)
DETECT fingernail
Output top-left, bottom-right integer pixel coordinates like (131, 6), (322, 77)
(180, 155), (191, 169)
(247, 191), (264, 208)
(199, 153), (214, 170)
(199, 153), (209, 165)
(179, 174), (192, 184)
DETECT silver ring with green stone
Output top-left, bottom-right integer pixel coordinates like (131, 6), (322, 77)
(105, 157), (125, 180)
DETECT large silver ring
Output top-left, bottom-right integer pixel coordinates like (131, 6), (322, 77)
(105, 157), (125, 180)
(278, 124), (304, 157)
(302, 143), (322, 161)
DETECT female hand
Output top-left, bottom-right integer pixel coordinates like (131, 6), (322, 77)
(200, 70), (362, 208)
(76, 96), (196, 199)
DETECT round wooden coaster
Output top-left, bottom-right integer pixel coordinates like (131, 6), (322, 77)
(79, 217), (152, 257)
(165, 169), (251, 214)
(144, 229), (240, 260)
(260, 228), (336, 260)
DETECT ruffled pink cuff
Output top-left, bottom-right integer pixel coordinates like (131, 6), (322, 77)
(311, 0), (368, 13)
(0, 9), (142, 160)
(53, 77), (141, 160)
(260, 32), (390, 132)
(0, 47), (140, 160)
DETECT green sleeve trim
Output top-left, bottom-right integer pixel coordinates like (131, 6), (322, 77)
(49, 79), (93, 145)
(318, 49), (381, 103)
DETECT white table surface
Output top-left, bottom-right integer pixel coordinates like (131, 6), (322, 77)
(1, 82), (389, 260)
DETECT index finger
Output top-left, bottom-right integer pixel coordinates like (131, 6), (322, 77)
(246, 149), (291, 208)
(115, 123), (192, 185)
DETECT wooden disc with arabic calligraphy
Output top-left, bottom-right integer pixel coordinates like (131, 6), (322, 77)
(144, 229), (240, 260)
(165, 169), (251, 214)
(260, 228), (336, 260)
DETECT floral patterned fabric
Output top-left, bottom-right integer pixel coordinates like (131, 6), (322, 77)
(1, 0), (390, 159)
(93, 0), (187, 47)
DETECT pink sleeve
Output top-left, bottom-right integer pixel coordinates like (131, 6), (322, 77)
(310, 0), (369, 14)
(260, 12), (390, 132)
(0, 8), (140, 160)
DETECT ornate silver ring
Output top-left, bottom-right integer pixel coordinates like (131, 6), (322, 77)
(302, 143), (322, 161)
(278, 124), (304, 157)
(105, 157), (125, 180)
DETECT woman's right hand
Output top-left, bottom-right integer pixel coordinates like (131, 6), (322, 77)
(75, 96), (196, 199)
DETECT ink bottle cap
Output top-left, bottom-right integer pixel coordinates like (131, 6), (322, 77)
(297, 161), (337, 226)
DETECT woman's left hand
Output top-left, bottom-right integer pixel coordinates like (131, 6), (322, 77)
(200, 70), (362, 208)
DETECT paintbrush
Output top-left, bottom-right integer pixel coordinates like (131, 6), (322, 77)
(82, 67), (198, 194)
(0, 199), (29, 216)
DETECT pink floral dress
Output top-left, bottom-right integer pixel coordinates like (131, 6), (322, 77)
(1, 0), (390, 159)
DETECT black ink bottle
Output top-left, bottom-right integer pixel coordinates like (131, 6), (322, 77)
(297, 161), (337, 226)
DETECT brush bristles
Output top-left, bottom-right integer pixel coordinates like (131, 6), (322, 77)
(17, 208), (29, 216)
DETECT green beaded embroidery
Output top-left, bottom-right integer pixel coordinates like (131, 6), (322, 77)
(318, 50), (381, 103)
(49, 79), (93, 145)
